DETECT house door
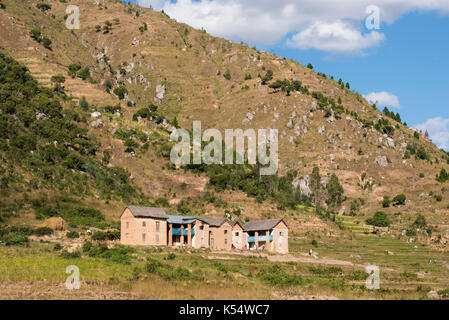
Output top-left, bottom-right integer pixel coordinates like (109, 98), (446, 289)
(210, 238), (214, 248)
(142, 233), (146, 244)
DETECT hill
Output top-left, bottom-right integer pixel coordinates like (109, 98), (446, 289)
(1, 0), (449, 300)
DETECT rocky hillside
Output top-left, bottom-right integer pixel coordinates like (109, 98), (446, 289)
(1, 0), (448, 232)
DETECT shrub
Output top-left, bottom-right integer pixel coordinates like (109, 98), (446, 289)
(382, 196), (391, 208)
(113, 86), (128, 99)
(366, 211), (390, 227)
(392, 194), (406, 206)
(436, 168), (449, 183)
(34, 227), (53, 236)
(261, 69), (273, 85)
(223, 70), (231, 80)
(82, 241), (93, 252)
(66, 231), (79, 239)
(53, 243), (62, 251)
(412, 214), (427, 229)
(405, 228), (417, 237)
(0, 232), (29, 246)
(91, 230), (120, 241)
(257, 265), (302, 287)
(68, 63), (82, 78)
(30, 29), (41, 42)
(60, 250), (81, 259)
(36, 3), (51, 12)
(42, 37), (52, 50)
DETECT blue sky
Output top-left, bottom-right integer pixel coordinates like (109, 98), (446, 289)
(131, 0), (449, 149)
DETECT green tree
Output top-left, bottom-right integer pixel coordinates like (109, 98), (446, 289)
(310, 166), (321, 205)
(261, 69), (273, 85)
(326, 173), (344, 211)
(50, 75), (65, 93)
(366, 211), (390, 227)
(68, 63), (81, 78)
(436, 168), (449, 183)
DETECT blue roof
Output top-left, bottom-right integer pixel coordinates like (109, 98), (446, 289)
(167, 215), (196, 224)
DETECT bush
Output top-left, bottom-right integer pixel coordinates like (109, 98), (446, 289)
(382, 196), (391, 208)
(60, 249), (81, 259)
(82, 241), (93, 252)
(1, 232), (29, 246)
(34, 227), (54, 236)
(91, 230), (120, 241)
(257, 265), (302, 287)
(392, 194), (406, 206)
(113, 86), (128, 99)
(66, 231), (79, 239)
(36, 3), (51, 12)
(42, 37), (52, 50)
(53, 243), (62, 251)
(223, 70), (231, 80)
(436, 168), (449, 183)
(366, 211), (390, 227)
(412, 214), (427, 229)
(87, 244), (132, 264)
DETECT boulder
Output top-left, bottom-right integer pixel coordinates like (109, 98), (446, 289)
(37, 217), (66, 231)
(375, 156), (388, 167)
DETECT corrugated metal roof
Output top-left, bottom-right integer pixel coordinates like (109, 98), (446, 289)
(167, 215), (196, 224)
(126, 206), (168, 219)
(243, 219), (284, 232)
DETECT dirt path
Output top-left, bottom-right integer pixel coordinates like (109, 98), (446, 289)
(207, 251), (395, 270)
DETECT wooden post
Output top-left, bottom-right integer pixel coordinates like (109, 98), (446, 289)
(187, 224), (192, 246)
(168, 224), (173, 246)
(255, 231), (259, 250)
(180, 225), (184, 246)
(266, 230), (270, 251)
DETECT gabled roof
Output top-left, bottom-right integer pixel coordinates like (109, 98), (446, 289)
(195, 217), (228, 227)
(229, 220), (243, 228)
(243, 219), (286, 232)
(124, 206), (169, 219)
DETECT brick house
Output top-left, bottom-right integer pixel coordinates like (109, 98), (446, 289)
(243, 219), (289, 254)
(120, 207), (289, 254)
(193, 217), (232, 251)
(120, 206), (168, 246)
(230, 220), (245, 250)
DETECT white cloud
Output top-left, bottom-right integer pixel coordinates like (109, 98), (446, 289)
(135, 0), (449, 53)
(287, 21), (384, 53)
(415, 117), (449, 150)
(363, 91), (400, 108)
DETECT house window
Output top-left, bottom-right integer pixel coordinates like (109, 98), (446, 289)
(280, 231), (284, 236)
(235, 232), (239, 236)
(199, 226), (204, 230)
(126, 222), (129, 229)
(156, 234), (159, 244)
(142, 233), (146, 243)
(156, 221), (160, 232)
(125, 233), (128, 238)
(224, 239), (227, 245)
(142, 221), (146, 227)
(224, 230), (228, 234)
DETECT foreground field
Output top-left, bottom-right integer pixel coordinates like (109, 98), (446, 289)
(2, 230), (449, 300)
